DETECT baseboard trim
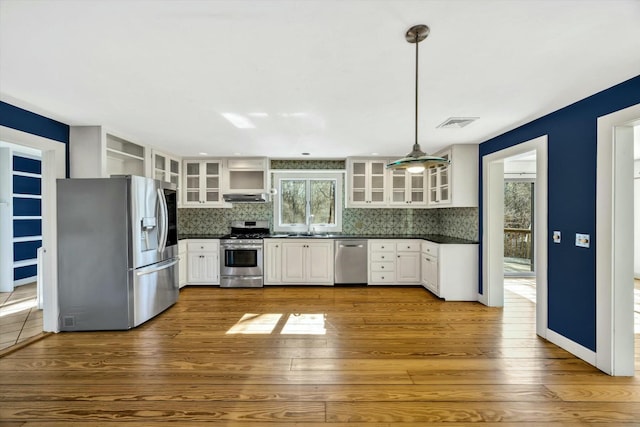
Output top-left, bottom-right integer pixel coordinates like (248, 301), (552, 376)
(546, 328), (597, 367)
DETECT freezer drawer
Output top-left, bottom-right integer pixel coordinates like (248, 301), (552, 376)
(133, 258), (179, 327)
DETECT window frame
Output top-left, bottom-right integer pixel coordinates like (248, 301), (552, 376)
(272, 171), (343, 233)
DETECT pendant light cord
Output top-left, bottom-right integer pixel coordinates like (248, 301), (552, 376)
(414, 33), (419, 147)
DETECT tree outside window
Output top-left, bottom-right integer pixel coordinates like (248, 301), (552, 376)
(274, 172), (342, 233)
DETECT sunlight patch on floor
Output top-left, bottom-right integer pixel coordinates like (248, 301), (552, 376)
(0, 297), (37, 317)
(504, 277), (536, 304)
(226, 313), (282, 334)
(226, 313), (327, 335)
(281, 313), (326, 335)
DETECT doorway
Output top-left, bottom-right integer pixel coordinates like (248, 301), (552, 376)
(0, 141), (44, 351)
(503, 152), (537, 305)
(0, 125), (66, 334)
(595, 103), (640, 375)
(482, 136), (547, 339)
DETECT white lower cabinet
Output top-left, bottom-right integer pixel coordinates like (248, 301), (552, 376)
(369, 241), (395, 284)
(265, 239), (333, 285)
(421, 241), (477, 300)
(178, 240), (188, 288)
(368, 240), (421, 285)
(264, 240), (282, 284)
(186, 240), (220, 285)
(421, 241), (439, 294)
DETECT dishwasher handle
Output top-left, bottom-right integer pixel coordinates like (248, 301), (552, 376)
(339, 244), (364, 248)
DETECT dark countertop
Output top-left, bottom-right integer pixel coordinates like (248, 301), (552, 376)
(179, 234), (226, 240)
(180, 234), (477, 244)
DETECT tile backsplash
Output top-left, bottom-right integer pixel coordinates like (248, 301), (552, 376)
(179, 205), (478, 241)
(179, 159), (478, 240)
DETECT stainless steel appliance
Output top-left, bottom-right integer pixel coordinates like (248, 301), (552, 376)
(57, 175), (179, 331)
(220, 220), (269, 288)
(222, 193), (270, 203)
(334, 240), (368, 284)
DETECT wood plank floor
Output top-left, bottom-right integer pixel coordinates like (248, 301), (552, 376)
(1, 285), (639, 426)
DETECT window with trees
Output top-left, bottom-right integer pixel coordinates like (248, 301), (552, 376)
(273, 172), (343, 233)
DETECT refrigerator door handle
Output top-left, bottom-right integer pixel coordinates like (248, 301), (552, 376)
(136, 258), (179, 277)
(157, 188), (169, 254)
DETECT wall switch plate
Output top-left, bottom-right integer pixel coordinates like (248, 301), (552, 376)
(575, 233), (590, 248)
(553, 231), (561, 243)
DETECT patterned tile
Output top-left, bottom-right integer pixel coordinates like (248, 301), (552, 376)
(270, 159), (345, 170)
(178, 160), (478, 239)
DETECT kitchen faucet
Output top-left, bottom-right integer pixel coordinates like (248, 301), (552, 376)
(307, 214), (314, 235)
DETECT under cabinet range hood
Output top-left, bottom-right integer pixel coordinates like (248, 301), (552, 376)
(223, 193), (270, 203)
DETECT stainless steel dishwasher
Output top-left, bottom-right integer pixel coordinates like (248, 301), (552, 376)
(334, 240), (368, 284)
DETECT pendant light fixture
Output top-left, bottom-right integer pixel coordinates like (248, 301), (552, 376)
(386, 24), (450, 174)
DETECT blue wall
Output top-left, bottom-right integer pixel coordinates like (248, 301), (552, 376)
(0, 101), (70, 177)
(0, 101), (69, 144)
(479, 75), (640, 352)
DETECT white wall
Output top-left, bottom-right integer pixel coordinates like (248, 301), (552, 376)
(635, 157), (640, 278)
(633, 126), (640, 279)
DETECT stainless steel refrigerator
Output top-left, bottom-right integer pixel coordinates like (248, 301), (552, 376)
(57, 175), (179, 331)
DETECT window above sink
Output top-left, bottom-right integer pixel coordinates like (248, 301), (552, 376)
(272, 171), (343, 234)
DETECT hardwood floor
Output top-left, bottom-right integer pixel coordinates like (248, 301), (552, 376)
(0, 283), (43, 352)
(1, 285), (639, 425)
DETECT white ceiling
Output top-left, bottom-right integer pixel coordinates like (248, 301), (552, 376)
(1, 0), (639, 159)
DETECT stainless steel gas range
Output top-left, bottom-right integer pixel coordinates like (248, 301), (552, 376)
(220, 220), (270, 288)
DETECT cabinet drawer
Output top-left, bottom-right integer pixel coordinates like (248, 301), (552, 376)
(370, 242), (395, 252)
(421, 241), (439, 257)
(187, 242), (219, 252)
(396, 241), (420, 252)
(371, 252), (394, 262)
(370, 261), (395, 272)
(370, 272), (395, 283)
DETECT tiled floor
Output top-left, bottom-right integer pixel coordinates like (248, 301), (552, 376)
(0, 282), (43, 352)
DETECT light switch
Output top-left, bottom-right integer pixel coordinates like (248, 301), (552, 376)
(575, 233), (590, 248)
(553, 231), (561, 244)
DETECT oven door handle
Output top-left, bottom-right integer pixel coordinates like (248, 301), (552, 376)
(222, 245), (262, 250)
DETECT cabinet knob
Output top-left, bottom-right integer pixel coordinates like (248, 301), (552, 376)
(381, 255), (385, 259)
(381, 276), (385, 279)
(381, 266), (384, 269)
(397, 255), (400, 258)
(275, 245), (279, 248)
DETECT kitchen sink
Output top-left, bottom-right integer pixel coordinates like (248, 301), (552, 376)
(269, 233), (337, 238)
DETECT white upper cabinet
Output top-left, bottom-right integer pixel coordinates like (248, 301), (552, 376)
(388, 169), (427, 207)
(346, 159), (387, 207)
(182, 159), (225, 207)
(427, 145), (478, 208)
(224, 157), (268, 193)
(153, 150), (181, 186)
(69, 126), (148, 178)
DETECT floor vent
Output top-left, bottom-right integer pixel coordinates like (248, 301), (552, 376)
(63, 316), (75, 328)
(437, 117), (478, 128)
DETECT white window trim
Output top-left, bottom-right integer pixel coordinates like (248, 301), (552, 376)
(272, 171), (343, 233)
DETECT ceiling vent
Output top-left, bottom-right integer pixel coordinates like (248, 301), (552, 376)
(437, 117), (478, 129)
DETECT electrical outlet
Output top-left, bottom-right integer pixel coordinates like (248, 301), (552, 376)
(575, 233), (590, 248)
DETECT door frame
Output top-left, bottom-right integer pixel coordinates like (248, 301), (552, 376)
(595, 103), (640, 375)
(0, 125), (66, 332)
(481, 135), (548, 338)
